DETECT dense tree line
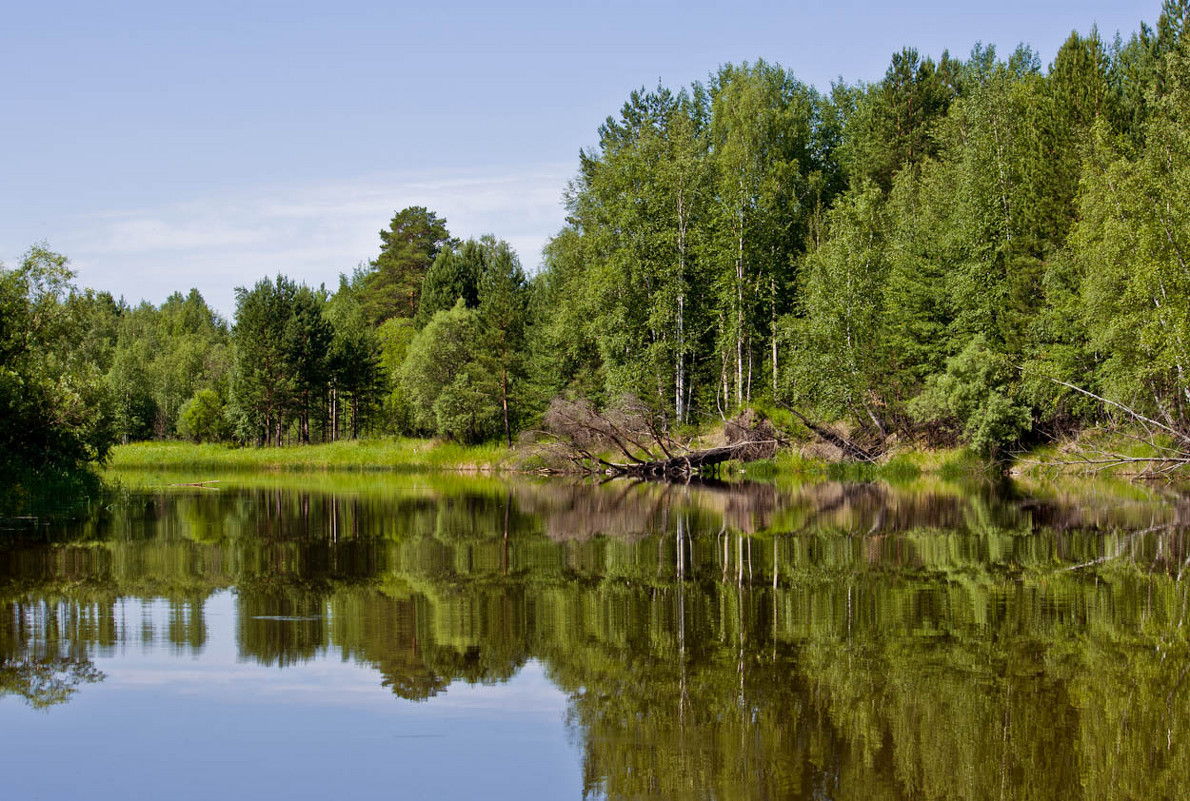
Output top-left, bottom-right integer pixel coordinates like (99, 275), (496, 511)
(536, 1), (1190, 454)
(4, 3), (1190, 470)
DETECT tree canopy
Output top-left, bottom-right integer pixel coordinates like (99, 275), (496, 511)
(358, 206), (455, 324)
(0, 246), (116, 475)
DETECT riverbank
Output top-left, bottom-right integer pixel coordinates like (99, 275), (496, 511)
(758, 446), (989, 480)
(107, 436), (987, 484)
(1009, 427), (1189, 482)
(103, 397), (1004, 481)
(106, 427), (1190, 485)
(108, 438), (514, 473)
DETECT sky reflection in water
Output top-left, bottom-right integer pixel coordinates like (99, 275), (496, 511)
(0, 595), (579, 801)
(1, 474), (1188, 800)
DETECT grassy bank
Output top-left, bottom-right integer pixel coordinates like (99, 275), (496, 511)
(103, 466), (521, 497)
(108, 432), (1105, 489)
(735, 445), (996, 487)
(108, 438), (513, 473)
(108, 435), (998, 486)
(1009, 427), (1189, 481)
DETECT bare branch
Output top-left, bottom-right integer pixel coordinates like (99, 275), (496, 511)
(1020, 367), (1190, 446)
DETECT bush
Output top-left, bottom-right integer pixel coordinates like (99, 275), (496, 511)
(909, 337), (1031, 457)
(176, 389), (230, 443)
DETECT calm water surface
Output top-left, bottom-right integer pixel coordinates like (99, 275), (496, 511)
(1, 473), (1188, 800)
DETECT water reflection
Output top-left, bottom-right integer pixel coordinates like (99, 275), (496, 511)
(0, 474), (1187, 799)
(0, 600), (106, 708)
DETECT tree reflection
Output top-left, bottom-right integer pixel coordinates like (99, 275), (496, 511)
(0, 657), (104, 709)
(0, 600), (106, 709)
(2, 476), (1189, 797)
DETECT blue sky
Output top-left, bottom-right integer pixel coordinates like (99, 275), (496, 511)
(0, 1), (1158, 316)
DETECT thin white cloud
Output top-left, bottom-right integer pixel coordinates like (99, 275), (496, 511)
(64, 164), (573, 317)
(97, 217), (269, 253)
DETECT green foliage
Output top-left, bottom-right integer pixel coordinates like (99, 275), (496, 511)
(910, 337), (1032, 455)
(414, 238), (484, 328)
(525, 229), (607, 407)
(176, 388), (230, 443)
(106, 330), (157, 441)
(229, 276), (303, 445)
(536, 64), (839, 423)
(326, 280), (382, 439)
(357, 206), (454, 324)
(285, 284), (334, 443)
(0, 245), (116, 475)
(539, 87), (708, 411)
(790, 182), (889, 424)
(431, 369), (499, 445)
(521, 23), (1189, 453)
(400, 301), (500, 443)
(105, 289), (231, 442)
(399, 236), (531, 443)
(477, 238), (530, 443)
(229, 275), (386, 446)
(375, 317), (417, 433)
(1071, 51), (1190, 427)
(839, 47), (958, 191)
(710, 61), (833, 408)
(878, 167), (953, 397)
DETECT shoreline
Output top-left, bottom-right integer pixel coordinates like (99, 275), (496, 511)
(105, 432), (1190, 487)
(106, 438), (515, 474)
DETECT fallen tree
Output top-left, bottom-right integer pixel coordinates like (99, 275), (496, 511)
(777, 402), (882, 462)
(1018, 369), (1190, 479)
(542, 397), (778, 479)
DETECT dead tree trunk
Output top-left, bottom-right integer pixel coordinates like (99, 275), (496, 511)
(779, 403), (880, 462)
(545, 397), (778, 480)
(602, 441), (778, 479)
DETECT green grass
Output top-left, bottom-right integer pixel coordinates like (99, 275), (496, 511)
(756, 445), (955, 487)
(878, 454), (924, 482)
(739, 458), (779, 481)
(107, 437), (513, 473)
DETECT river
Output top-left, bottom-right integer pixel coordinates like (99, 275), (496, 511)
(1, 472), (1187, 799)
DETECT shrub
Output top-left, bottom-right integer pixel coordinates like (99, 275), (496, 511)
(176, 389), (230, 443)
(909, 337), (1031, 457)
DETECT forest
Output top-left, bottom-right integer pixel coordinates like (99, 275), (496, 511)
(3, 1), (1190, 476)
